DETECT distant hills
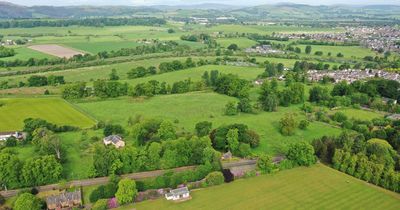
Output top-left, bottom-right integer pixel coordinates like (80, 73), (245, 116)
(0, 1), (399, 20)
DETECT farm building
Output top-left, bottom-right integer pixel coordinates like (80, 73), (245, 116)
(165, 187), (190, 201)
(46, 190), (82, 210)
(0, 131), (24, 141)
(103, 135), (125, 148)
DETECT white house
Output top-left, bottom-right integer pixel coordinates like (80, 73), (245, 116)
(0, 132), (24, 141)
(103, 135), (125, 148)
(165, 187), (190, 201)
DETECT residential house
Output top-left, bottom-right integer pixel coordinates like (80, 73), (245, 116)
(0, 131), (24, 141)
(103, 135), (125, 148)
(46, 190), (82, 210)
(165, 187), (190, 201)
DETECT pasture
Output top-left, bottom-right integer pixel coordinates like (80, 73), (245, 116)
(297, 45), (377, 59)
(127, 164), (400, 210)
(0, 46), (55, 61)
(217, 38), (258, 49)
(76, 92), (341, 155)
(0, 97), (96, 131)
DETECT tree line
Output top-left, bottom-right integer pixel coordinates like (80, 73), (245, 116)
(0, 17), (166, 29)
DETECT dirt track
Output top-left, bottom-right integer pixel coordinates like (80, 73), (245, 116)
(29, 44), (84, 58)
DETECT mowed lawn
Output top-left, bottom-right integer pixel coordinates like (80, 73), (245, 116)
(76, 92), (340, 154)
(0, 97), (96, 131)
(125, 164), (400, 210)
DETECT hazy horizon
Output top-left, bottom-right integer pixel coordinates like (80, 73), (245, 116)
(3, 0), (400, 6)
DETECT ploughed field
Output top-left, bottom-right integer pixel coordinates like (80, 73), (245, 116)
(0, 97), (96, 132)
(127, 164), (400, 210)
(28, 44), (84, 58)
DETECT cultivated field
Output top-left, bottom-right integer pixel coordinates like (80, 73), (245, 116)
(28, 44), (84, 58)
(0, 97), (96, 131)
(127, 164), (400, 210)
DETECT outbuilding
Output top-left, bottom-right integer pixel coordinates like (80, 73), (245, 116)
(165, 187), (190, 201)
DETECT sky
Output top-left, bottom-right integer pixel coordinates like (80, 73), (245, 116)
(5, 0), (400, 6)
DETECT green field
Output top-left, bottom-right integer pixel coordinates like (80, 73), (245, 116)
(217, 38), (258, 49)
(125, 164), (400, 210)
(297, 45), (377, 59)
(329, 108), (384, 121)
(76, 92), (340, 154)
(64, 41), (144, 54)
(123, 65), (264, 86)
(0, 97), (96, 131)
(0, 46), (55, 61)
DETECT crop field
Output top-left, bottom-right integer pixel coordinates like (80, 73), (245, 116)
(28, 44), (84, 58)
(199, 24), (344, 34)
(0, 97), (96, 132)
(76, 92), (340, 154)
(127, 164), (400, 210)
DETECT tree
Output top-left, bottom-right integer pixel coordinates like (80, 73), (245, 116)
(279, 113), (298, 136)
(205, 171), (224, 186)
(21, 155), (63, 186)
(298, 120), (309, 130)
(225, 101), (238, 116)
(309, 86), (330, 103)
(237, 97), (252, 113)
(104, 124), (125, 136)
(305, 45), (312, 54)
(157, 120), (176, 140)
(115, 178), (137, 205)
(287, 142), (316, 166)
(257, 154), (274, 173)
(147, 142), (162, 170)
(14, 193), (42, 210)
(195, 121), (212, 137)
(227, 43), (239, 51)
(337, 53), (344, 57)
(109, 69), (119, 80)
(226, 128), (239, 152)
(0, 153), (22, 189)
(27, 75), (47, 87)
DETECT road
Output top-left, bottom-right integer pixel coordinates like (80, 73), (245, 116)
(0, 165), (196, 198)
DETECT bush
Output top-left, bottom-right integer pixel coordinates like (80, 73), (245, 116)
(332, 112), (347, 123)
(298, 120), (309, 130)
(92, 199), (108, 210)
(257, 154), (274, 173)
(238, 143), (251, 157)
(205, 171), (224, 186)
(225, 101), (238, 116)
(89, 183), (117, 203)
(287, 142), (316, 166)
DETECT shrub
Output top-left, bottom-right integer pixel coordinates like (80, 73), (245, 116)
(287, 142), (316, 166)
(92, 199), (108, 210)
(298, 120), (309, 130)
(257, 154), (274, 173)
(225, 101), (238, 116)
(238, 143), (251, 157)
(205, 171), (224, 186)
(332, 112), (347, 123)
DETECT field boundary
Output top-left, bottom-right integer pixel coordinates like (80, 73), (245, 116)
(63, 99), (99, 125)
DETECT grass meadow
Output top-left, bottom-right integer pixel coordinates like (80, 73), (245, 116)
(0, 97), (96, 131)
(76, 91), (341, 155)
(124, 164), (400, 210)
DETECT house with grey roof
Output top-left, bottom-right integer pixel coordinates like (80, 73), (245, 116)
(103, 135), (125, 148)
(165, 187), (190, 201)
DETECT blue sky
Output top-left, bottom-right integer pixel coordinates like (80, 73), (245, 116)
(6, 0), (400, 6)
